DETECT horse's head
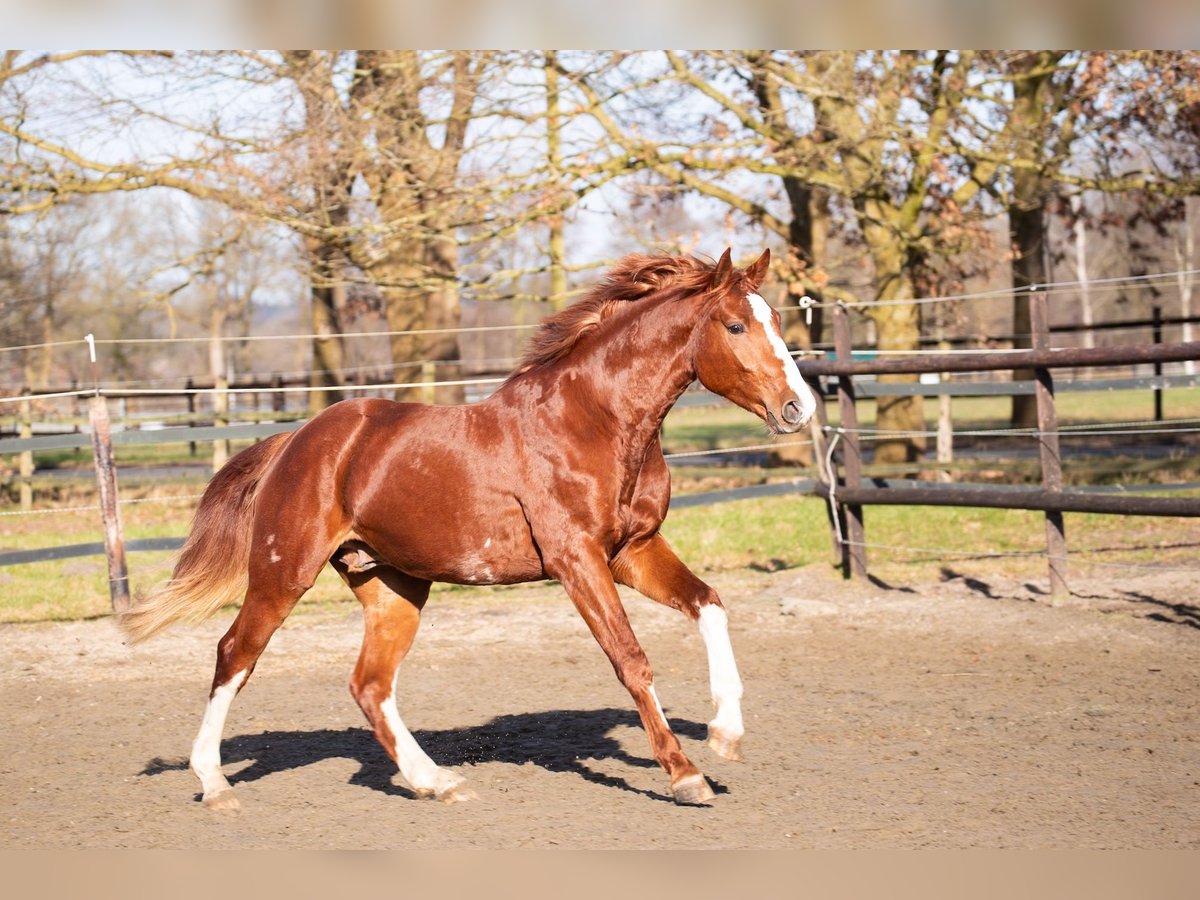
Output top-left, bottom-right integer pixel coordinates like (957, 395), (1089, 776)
(693, 248), (818, 434)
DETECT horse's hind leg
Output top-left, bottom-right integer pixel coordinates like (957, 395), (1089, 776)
(191, 554), (327, 810)
(336, 563), (474, 803)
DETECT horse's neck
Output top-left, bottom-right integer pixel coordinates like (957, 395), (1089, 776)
(578, 295), (700, 452)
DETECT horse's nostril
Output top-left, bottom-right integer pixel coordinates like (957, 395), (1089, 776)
(782, 399), (803, 425)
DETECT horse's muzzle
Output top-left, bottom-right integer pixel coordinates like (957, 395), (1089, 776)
(765, 399), (809, 435)
(782, 398), (807, 428)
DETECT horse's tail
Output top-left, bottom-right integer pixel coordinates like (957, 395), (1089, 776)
(119, 431), (293, 644)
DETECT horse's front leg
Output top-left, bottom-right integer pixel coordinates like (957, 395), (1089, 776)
(611, 534), (744, 762)
(548, 541), (715, 805)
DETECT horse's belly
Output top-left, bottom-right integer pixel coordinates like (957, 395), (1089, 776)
(436, 537), (545, 586)
(397, 536), (545, 586)
(353, 506), (544, 586)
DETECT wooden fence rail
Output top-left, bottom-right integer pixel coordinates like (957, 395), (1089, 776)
(794, 303), (1200, 593)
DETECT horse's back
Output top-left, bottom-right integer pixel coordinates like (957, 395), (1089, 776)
(283, 397), (542, 585)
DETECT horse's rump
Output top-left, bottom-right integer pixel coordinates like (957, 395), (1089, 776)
(118, 431), (293, 643)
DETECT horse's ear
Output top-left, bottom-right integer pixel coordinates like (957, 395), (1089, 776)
(711, 248), (734, 289)
(744, 248), (770, 291)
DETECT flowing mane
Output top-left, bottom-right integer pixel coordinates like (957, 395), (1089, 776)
(508, 253), (722, 379)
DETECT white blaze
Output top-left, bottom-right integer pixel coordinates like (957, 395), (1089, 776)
(747, 293), (817, 422)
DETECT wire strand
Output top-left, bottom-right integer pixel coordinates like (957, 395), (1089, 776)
(4, 266), (1200, 358)
(0, 493), (203, 517)
(662, 438), (813, 460)
(0, 376), (508, 404)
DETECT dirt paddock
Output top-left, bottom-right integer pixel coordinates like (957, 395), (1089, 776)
(1, 563), (1197, 849)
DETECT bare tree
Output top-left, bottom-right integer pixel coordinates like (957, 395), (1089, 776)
(561, 51), (999, 464)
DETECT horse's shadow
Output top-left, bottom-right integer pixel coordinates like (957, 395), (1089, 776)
(140, 708), (723, 804)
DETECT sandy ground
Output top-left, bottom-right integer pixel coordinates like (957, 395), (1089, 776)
(1, 563), (1197, 849)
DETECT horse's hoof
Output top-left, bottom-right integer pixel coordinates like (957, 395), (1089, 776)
(412, 769), (475, 803)
(671, 774), (716, 805)
(201, 789), (241, 811)
(707, 728), (743, 761)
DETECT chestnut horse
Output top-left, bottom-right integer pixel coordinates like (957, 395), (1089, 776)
(120, 248), (817, 807)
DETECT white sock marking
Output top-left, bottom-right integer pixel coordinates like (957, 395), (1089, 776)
(191, 668), (248, 799)
(381, 673), (461, 796)
(697, 605), (744, 738)
(748, 292), (818, 423)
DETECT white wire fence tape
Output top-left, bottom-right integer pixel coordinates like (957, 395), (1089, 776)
(0, 377), (508, 405)
(0, 493), (204, 517)
(2, 266), (1200, 360)
(791, 268), (1200, 311)
(662, 438), (813, 460)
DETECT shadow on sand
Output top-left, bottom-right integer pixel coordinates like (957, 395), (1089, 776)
(140, 707), (725, 804)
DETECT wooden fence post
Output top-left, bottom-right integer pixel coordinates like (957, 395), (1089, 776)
(185, 376), (197, 457)
(1030, 287), (1068, 596)
(88, 394), (130, 613)
(831, 303), (868, 580)
(213, 374), (229, 472)
(18, 388), (33, 511)
(936, 337), (953, 482)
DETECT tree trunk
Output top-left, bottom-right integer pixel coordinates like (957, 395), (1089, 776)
(770, 181), (827, 468)
(355, 50), (471, 407)
(1072, 195), (1094, 350)
(863, 219), (924, 466)
(869, 302), (925, 466)
(209, 305), (229, 471)
(546, 52), (568, 312)
(377, 256), (428, 403)
(1009, 188), (1046, 429)
(781, 182), (828, 350)
(307, 240), (347, 413)
(1178, 197), (1196, 375)
(424, 230), (465, 405)
(1008, 52), (1060, 429)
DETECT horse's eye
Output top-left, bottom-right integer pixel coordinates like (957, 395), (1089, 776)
(727, 323), (745, 335)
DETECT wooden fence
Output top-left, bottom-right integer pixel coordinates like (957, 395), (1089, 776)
(4, 300), (1200, 609)
(794, 295), (1200, 594)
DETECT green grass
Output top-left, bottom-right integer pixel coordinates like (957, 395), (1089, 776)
(5, 491), (1199, 626)
(4, 386), (1198, 624)
(0, 497), (364, 624)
